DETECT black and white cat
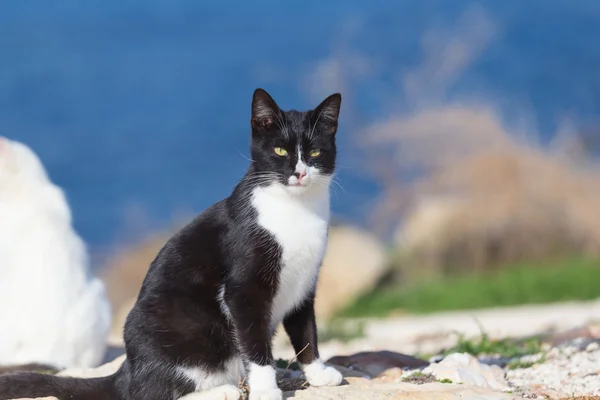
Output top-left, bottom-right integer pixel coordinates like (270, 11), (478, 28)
(0, 88), (343, 400)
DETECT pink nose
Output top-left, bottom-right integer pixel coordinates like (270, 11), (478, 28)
(294, 171), (307, 180)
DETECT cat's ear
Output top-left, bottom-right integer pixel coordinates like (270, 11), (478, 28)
(251, 88), (282, 132)
(311, 93), (342, 134)
(0, 137), (17, 173)
(0, 137), (10, 156)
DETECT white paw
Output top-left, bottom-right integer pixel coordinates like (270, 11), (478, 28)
(304, 365), (343, 387)
(247, 363), (282, 400)
(178, 384), (242, 400)
(248, 388), (283, 400)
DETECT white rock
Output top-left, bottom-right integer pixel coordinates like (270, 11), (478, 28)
(423, 353), (510, 391)
(586, 341), (599, 352)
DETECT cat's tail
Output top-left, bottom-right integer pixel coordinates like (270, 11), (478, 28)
(0, 363), (60, 376)
(0, 371), (116, 400)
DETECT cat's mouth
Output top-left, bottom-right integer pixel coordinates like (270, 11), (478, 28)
(288, 182), (307, 187)
(286, 170), (316, 189)
(286, 177), (312, 188)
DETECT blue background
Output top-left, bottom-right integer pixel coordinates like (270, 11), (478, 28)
(2, 0), (600, 260)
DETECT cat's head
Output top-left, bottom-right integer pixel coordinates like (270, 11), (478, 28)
(0, 136), (71, 220)
(249, 88), (342, 194)
(0, 136), (51, 190)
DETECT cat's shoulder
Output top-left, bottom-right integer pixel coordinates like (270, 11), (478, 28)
(144, 198), (235, 269)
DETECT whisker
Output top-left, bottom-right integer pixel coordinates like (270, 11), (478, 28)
(246, 173), (281, 181)
(333, 164), (352, 170)
(237, 150), (255, 163)
(330, 178), (346, 194)
(328, 182), (340, 202)
(283, 112), (290, 139)
(310, 107), (325, 139)
(274, 112), (288, 139)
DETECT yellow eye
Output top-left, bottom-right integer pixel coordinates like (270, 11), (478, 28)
(309, 149), (321, 157)
(274, 147), (288, 156)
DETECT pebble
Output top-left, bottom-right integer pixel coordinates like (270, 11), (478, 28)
(586, 342), (600, 352)
(423, 353), (510, 391)
(507, 347), (600, 397)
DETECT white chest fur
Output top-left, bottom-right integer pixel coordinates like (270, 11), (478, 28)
(252, 184), (330, 329)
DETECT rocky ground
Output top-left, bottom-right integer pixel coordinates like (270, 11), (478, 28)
(11, 299), (600, 400)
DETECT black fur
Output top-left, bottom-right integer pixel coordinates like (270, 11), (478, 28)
(0, 88), (341, 400)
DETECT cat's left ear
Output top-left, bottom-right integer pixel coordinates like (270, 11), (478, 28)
(251, 88), (282, 133)
(0, 137), (17, 172)
(311, 93), (342, 134)
(0, 137), (10, 157)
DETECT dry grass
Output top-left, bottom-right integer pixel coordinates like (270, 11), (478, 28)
(353, 8), (600, 275)
(370, 104), (600, 275)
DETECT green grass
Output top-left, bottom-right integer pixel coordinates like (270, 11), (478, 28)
(401, 372), (456, 385)
(340, 257), (600, 317)
(506, 359), (535, 370)
(507, 353), (547, 370)
(275, 358), (301, 371)
(443, 333), (543, 358)
(402, 371), (436, 384)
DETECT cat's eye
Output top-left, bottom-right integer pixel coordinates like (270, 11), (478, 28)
(274, 147), (288, 156)
(309, 149), (321, 157)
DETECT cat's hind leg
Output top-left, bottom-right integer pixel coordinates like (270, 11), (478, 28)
(177, 384), (241, 400)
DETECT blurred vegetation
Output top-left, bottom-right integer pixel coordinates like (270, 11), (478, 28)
(358, 91), (600, 317)
(275, 358), (301, 371)
(355, 25), (600, 317)
(442, 333), (543, 359)
(340, 257), (600, 317)
(415, 332), (547, 371)
(401, 372), (436, 384)
(318, 320), (366, 343)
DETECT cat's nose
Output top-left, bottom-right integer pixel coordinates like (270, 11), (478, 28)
(293, 171), (307, 180)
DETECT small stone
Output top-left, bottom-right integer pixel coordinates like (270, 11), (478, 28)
(546, 327), (594, 347)
(586, 342), (600, 352)
(428, 354), (445, 363)
(424, 353), (510, 391)
(375, 367), (406, 383)
(327, 350), (429, 378)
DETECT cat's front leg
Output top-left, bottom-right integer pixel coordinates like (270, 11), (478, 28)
(226, 286), (282, 400)
(283, 293), (343, 387)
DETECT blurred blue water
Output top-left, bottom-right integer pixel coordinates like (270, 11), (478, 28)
(1, 0), (600, 258)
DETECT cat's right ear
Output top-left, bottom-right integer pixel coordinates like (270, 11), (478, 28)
(0, 137), (16, 172)
(251, 88), (281, 132)
(0, 137), (8, 155)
